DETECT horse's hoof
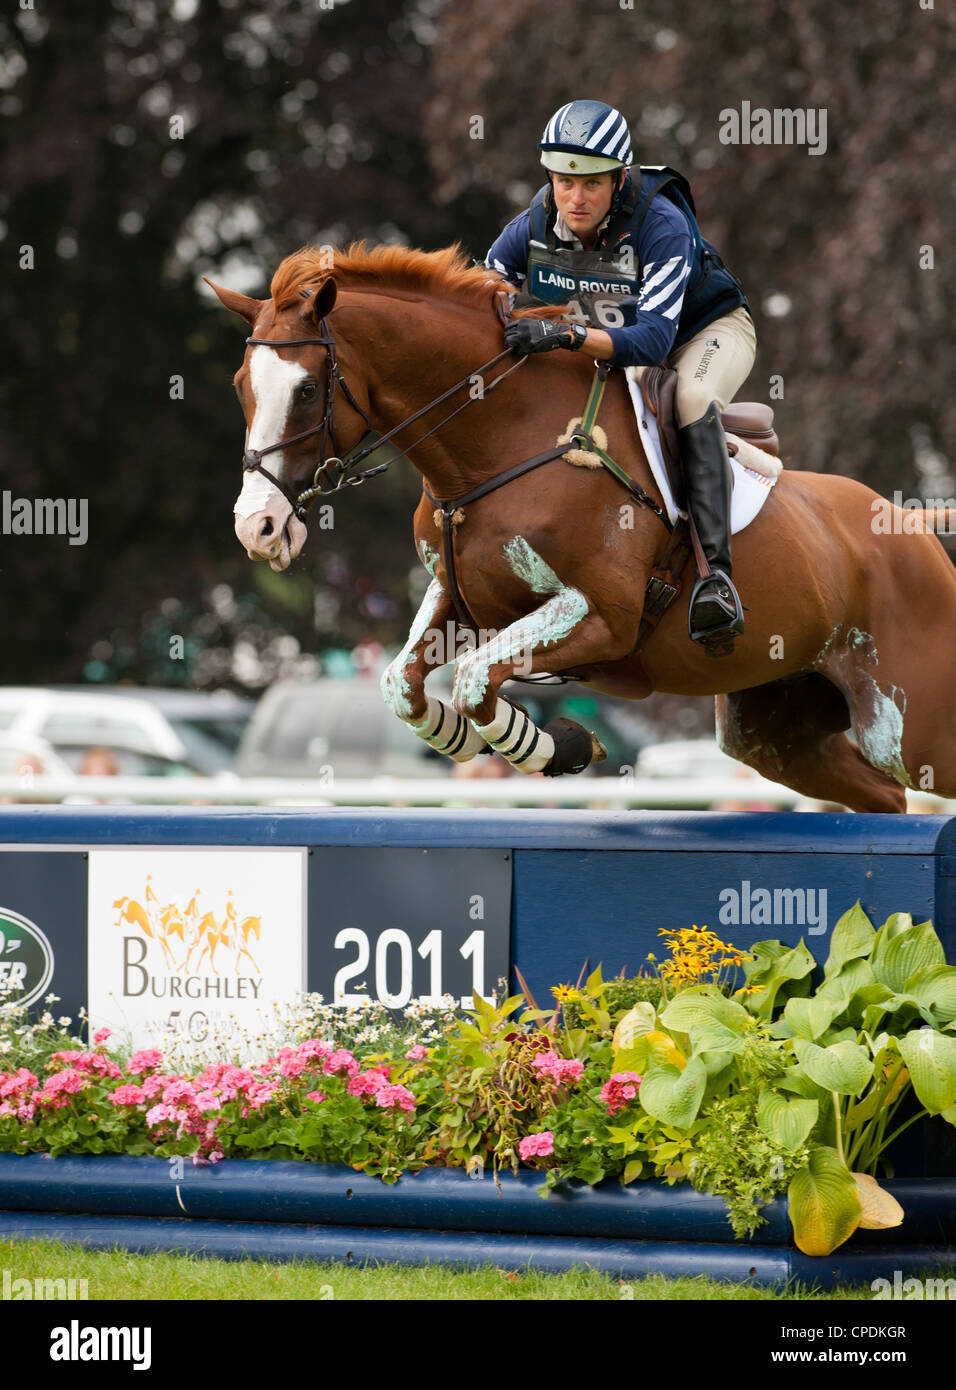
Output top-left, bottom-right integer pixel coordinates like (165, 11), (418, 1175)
(541, 717), (600, 777)
(589, 733), (608, 763)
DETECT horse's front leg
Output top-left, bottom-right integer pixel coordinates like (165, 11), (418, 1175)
(380, 578), (489, 762)
(451, 582), (627, 776)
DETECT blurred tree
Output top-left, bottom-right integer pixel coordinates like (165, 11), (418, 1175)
(2, 0), (953, 702)
(427, 0), (956, 494)
(1, 0), (500, 688)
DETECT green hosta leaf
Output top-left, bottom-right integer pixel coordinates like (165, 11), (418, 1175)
(872, 919), (944, 994)
(585, 964), (605, 996)
(902, 965), (956, 1025)
(846, 982), (894, 1029)
(660, 989), (751, 1035)
(613, 1043), (650, 1075)
(658, 994), (749, 1054)
(874, 912), (914, 950)
(818, 957), (875, 999)
(695, 1049), (737, 1080)
(757, 1089), (819, 1152)
(788, 1146), (862, 1256)
(784, 995), (847, 1041)
(612, 1002), (657, 1051)
(824, 902), (876, 978)
(740, 939), (816, 1018)
(638, 1056), (708, 1129)
(898, 1029), (956, 1114)
(793, 1038), (873, 1095)
(846, 1087), (885, 1128)
(778, 1065), (831, 1103)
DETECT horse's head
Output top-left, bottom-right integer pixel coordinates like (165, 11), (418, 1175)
(206, 275), (366, 571)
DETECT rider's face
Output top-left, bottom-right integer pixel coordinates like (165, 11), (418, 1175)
(550, 171), (621, 241)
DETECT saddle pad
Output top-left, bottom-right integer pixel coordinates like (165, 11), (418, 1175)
(624, 367), (778, 532)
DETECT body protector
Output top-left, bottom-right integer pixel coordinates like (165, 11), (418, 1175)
(525, 166), (748, 349)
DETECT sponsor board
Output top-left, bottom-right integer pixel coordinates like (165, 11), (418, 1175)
(88, 849), (306, 1050)
(0, 906), (55, 1007)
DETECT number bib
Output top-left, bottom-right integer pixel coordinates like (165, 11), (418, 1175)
(526, 239), (641, 330)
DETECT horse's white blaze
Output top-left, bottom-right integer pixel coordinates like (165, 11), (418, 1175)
(232, 345), (308, 518)
(234, 469), (281, 519)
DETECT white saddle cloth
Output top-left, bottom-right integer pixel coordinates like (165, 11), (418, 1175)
(624, 367), (781, 532)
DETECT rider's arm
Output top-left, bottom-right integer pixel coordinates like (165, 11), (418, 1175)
(585, 200), (694, 368)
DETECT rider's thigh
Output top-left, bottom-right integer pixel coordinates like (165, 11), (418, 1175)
(670, 307), (757, 426)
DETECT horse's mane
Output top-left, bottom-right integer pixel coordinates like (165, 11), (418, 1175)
(268, 241), (564, 319)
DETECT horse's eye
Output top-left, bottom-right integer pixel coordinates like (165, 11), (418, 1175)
(298, 383), (317, 401)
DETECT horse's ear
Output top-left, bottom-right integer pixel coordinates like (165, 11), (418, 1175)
(203, 278), (266, 326)
(300, 277), (338, 326)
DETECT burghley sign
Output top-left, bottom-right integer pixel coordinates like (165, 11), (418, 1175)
(88, 849), (306, 1050)
(0, 907), (55, 1007)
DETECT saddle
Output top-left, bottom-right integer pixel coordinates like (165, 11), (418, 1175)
(638, 364), (779, 509)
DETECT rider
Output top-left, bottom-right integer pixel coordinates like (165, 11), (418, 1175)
(485, 99), (756, 649)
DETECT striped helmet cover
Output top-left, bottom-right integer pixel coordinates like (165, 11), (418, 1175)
(539, 100), (632, 164)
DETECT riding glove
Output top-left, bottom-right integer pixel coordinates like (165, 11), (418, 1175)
(504, 319), (587, 354)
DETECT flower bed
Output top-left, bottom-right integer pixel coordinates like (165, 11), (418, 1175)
(3, 906), (956, 1258)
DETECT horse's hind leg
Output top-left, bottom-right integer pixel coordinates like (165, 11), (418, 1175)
(380, 578), (489, 762)
(716, 673), (907, 812)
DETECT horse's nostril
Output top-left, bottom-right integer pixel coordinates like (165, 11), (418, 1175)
(261, 517), (274, 538)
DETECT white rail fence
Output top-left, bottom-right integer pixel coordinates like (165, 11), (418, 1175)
(0, 774), (951, 811)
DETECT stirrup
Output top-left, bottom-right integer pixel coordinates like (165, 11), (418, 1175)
(688, 569), (745, 652)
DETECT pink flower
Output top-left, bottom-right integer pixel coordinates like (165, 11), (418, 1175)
(374, 1084), (416, 1113)
(305, 1091), (326, 1104)
(600, 1072), (642, 1117)
(298, 1039), (334, 1061)
(519, 1132), (554, 1160)
(347, 1070), (389, 1098)
(39, 1068), (84, 1099)
(109, 1085), (146, 1106)
(93, 1027), (111, 1046)
(322, 1049), (360, 1079)
(0, 1068), (38, 1100)
(405, 1045), (428, 1060)
(531, 1050), (585, 1084)
(279, 1055), (307, 1079)
(128, 1049), (164, 1074)
(161, 1079), (196, 1106)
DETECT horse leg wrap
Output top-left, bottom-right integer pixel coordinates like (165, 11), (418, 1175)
(410, 696), (487, 762)
(474, 698), (555, 775)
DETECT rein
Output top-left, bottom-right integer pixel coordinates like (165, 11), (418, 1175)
(240, 300), (667, 535)
(242, 321), (527, 520)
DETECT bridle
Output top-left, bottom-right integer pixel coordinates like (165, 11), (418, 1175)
(241, 308), (526, 523)
(241, 318), (381, 521)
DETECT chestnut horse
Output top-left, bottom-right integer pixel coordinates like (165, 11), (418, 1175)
(209, 244), (956, 812)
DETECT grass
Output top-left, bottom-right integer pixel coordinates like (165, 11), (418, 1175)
(0, 1237), (928, 1301)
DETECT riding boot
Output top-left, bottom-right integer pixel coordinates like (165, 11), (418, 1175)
(679, 402), (745, 648)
